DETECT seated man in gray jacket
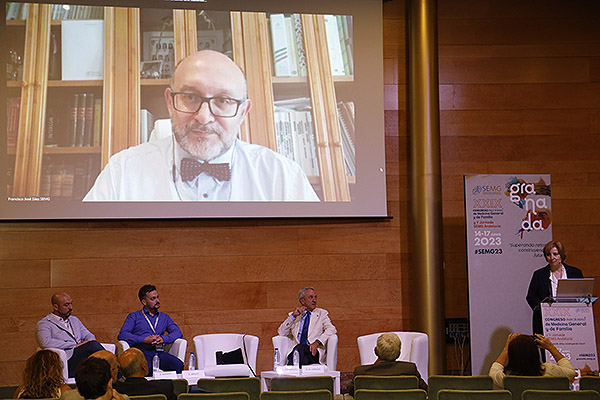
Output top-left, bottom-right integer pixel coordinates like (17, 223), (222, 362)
(36, 292), (104, 377)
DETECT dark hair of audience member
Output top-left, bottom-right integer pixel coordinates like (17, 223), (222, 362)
(504, 335), (544, 376)
(75, 358), (112, 400)
(18, 350), (65, 399)
(138, 284), (156, 301)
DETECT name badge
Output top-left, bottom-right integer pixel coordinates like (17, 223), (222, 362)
(153, 370), (178, 379)
(301, 364), (326, 375)
(182, 370), (205, 384)
(275, 365), (300, 375)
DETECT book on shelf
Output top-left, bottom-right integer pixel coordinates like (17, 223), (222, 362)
(140, 109), (156, 144)
(269, 13), (352, 78)
(76, 93), (87, 146)
(84, 93), (94, 146)
(274, 98), (319, 177)
(93, 98), (102, 147)
(45, 106), (59, 147)
(323, 15), (346, 76)
(269, 14), (292, 77)
(51, 4), (104, 21)
(48, 32), (61, 80)
(5, 2), (28, 20)
(338, 15), (354, 76)
(291, 14), (308, 77)
(273, 98), (356, 178)
(40, 158), (99, 200)
(269, 13), (307, 78)
(5, 3), (20, 20)
(7, 166), (14, 197)
(68, 93), (79, 147)
(6, 3), (103, 21)
(61, 20), (104, 81)
(337, 101), (356, 177)
(284, 16), (299, 77)
(64, 92), (101, 147)
(7, 97), (20, 150)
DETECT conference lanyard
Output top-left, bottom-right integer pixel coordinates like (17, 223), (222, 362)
(142, 310), (159, 334)
(48, 316), (77, 342)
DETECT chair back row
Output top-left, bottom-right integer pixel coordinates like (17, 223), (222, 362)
(428, 375), (492, 400)
(355, 375), (418, 391)
(352, 389), (599, 400)
(131, 391), (331, 400)
(354, 389), (427, 400)
(503, 376), (569, 400)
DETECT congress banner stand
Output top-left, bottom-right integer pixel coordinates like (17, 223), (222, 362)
(465, 174), (552, 375)
(542, 300), (599, 377)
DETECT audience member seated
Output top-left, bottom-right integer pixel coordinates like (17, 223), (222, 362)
(74, 358), (126, 400)
(61, 350), (128, 400)
(113, 348), (176, 400)
(13, 349), (72, 399)
(347, 333), (428, 396)
(488, 333), (576, 389)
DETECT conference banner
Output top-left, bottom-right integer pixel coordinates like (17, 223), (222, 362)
(542, 303), (599, 377)
(464, 174), (552, 375)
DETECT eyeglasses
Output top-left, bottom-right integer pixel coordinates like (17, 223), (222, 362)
(170, 90), (246, 118)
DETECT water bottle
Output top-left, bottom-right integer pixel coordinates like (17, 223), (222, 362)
(273, 347), (281, 369)
(293, 348), (300, 368)
(152, 353), (160, 374)
(188, 352), (196, 371)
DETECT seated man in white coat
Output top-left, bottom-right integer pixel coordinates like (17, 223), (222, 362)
(84, 50), (318, 202)
(277, 286), (336, 366)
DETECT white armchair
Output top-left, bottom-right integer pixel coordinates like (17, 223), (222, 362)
(193, 333), (259, 377)
(357, 331), (429, 381)
(116, 338), (187, 362)
(272, 334), (338, 371)
(47, 342), (116, 381)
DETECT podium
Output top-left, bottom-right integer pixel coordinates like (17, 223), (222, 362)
(540, 279), (599, 376)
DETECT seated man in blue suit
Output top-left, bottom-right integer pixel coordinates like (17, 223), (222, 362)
(118, 284), (184, 375)
(114, 348), (176, 400)
(36, 292), (104, 377)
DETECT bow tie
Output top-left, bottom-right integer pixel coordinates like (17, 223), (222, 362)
(180, 158), (231, 182)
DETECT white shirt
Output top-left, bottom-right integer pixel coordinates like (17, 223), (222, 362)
(83, 137), (319, 201)
(489, 358), (576, 389)
(550, 264), (567, 297)
(47, 313), (75, 337)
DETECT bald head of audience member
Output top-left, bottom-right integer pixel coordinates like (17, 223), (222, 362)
(89, 350), (119, 382)
(119, 348), (148, 378)
(374, 333), (402, 362)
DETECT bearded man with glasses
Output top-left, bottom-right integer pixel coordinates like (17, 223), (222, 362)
(84, 50), (319, 201)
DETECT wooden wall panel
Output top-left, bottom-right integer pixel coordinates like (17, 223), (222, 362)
(2, 0), (599, 385)
(439, 58), (591, 84)
(1, 260), (50, 288)
(439, 0), (600, 374)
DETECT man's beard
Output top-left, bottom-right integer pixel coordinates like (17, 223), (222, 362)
(173, 120), (235, 161)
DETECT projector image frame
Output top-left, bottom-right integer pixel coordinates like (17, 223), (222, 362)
(2, 0), (386, 219)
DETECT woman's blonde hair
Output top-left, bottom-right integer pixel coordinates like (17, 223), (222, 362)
(19, 349), (65, 399)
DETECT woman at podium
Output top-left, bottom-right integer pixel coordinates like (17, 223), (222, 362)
(526, 240), (583, 336)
